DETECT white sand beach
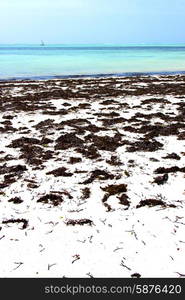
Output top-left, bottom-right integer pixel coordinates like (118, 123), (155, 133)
(0, 75), (185, 278)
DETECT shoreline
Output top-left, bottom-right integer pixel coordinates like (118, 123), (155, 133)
(0, 74), (185, 277)
(1, 70), (185, 82)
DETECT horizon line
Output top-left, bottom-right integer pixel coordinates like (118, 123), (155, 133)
(1, 42), (185, 46)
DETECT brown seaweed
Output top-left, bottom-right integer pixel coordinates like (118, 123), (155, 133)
(65, 219), (93, 226)
(2, 218), (28, 229)
(37, 194), (63, 206)
(46, 167), (73, 177)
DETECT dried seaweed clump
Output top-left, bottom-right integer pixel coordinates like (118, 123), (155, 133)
(81, 169), (115, 184)
(76, 145), (100, 159)
(46, 167), (73, 177)
(131, 273), (141, 278)
(163, 153), (181, 160)
(101, 184), (127, 195)
(81, 187), (91, 199)
(65, 219), (93, 226)
(2, 218), (28, 229)
(0, 164), (27, 175)
(69, 157), (82, 164)
(8, 197), (23, 204)
(106, 155), (122, 166)
(153, 174), (168, 185)
(19, 144), (53, 166)
(34, 119), (55, 131)
(101, 184), (128, 212)
(37, 194), (63, 206)
(8, 137), (40, 148)
(154, 166), (185, 174)
(117, 194), (130, 209)
(0, 164), (27, 188)
(136, 199), (176, 208)
(86, 133), (123, 151)
(126, 139), (163, 152)
(55, 133), (83, 150)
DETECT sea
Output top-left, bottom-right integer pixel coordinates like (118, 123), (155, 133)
(1, 44), (185, 80)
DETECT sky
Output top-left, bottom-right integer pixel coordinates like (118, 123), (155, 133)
(0, 0), (185, 44)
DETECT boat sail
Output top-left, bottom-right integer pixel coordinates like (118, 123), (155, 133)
(40, 40), (45, 46)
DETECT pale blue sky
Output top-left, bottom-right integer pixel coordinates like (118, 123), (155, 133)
(0, 0), (185, 44)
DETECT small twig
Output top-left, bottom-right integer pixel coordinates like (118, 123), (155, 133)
(175, 216), (184, 222)
(88, 235), (93, 243)
(113, 247), (123, 252)
(72, 254), (80, 264)
(175, 272), (185, 277)
(48, 263), (56, 270)
(86, 272), (94, 278)
(13, 262), (23, 270)
(45, 230), (53, 234)
(77, 239), (86, 243)
(39, 244), (45, 252)
(125, 230), (138, 240)
(99, 218), (107, 225)
(120, 258), (131, 271)
(176, 221), (185, 226)
(45, 221), (59, 227)
(120, 262), (131, 271)
(68, 209), (83, 213)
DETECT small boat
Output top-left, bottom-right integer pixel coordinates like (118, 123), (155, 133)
(40, 40), (45, 46)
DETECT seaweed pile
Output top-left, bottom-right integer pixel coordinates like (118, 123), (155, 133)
(0, 74), (185, 278)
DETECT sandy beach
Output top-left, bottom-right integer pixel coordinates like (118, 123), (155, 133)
(0, 74), (185, 278)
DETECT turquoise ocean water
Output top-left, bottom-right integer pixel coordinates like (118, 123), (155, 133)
(1, 44), (185, 80)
